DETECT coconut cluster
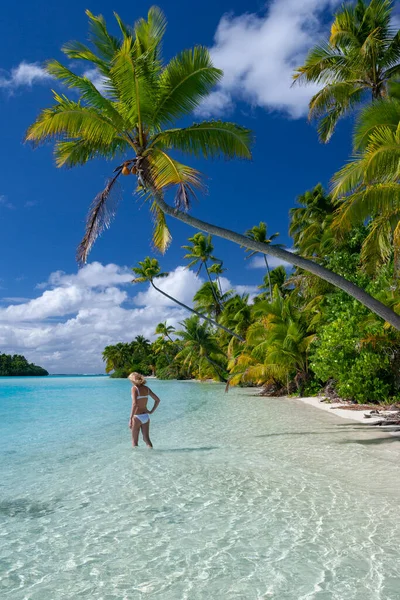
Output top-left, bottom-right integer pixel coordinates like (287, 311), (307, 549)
(122, 164), (137, 176)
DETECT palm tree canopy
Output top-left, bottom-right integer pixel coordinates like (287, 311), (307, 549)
(25, 8), (253, 262)
(244, 222), (280, 258)
(258, 266), (288, 294)
(182, 232), (219, 273)
(132, 256), (168, 283)
(155, 321), (175, 338)
(332, 97), (400, 273)
(193, 281), (231, 317)
(293, 0), (400, 142)
(289, 184), (335, 259)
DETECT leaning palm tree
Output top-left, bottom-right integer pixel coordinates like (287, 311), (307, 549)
(132, 257), (244, 340)
(25, 7), (400, 329)
(183, 232), (223, 308)
(244, 222), (280, 301)
(193, 281), (231, 319)
(293, 0), (400, 142)
(208, 262), (226, 295)
(26, 8), (252, 259)
(332, 97), (400, 274)
(154, 321), (175, 342)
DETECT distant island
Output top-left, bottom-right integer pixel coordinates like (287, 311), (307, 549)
(0, 353), (49, 376)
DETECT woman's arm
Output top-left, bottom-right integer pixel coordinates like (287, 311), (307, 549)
(148, 388), (160, 414)
(129, 387), (138, 428)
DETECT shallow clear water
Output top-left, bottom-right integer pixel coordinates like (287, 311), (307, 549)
(1, 376), (400, 599)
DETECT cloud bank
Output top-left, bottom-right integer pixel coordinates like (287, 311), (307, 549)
(0, 263), (255, 374)
(197, 0), (340, 118)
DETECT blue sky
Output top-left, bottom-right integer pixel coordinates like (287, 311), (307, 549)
(0, 0), (372, 372)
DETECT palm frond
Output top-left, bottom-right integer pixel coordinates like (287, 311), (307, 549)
(54, 137), (129, 168)
(153, 46), (222, 125)
(153, 120), (252, 159)
(85, 9), (120, 60)
(45, 60), (123, 125)
(150, 201), (172, 253)
(77, 171), (122, 264)
(148, 149), (205, 210)
(25, 93), (119, 146)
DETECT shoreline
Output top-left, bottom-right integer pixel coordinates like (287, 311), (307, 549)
(294, 396), (400, 437)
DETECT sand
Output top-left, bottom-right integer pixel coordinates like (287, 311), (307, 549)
(294, 396), (400, 437)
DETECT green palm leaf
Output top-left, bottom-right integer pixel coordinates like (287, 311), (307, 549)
(154, 121), (252, 159)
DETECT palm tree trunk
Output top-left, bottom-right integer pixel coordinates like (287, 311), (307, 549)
(205, 262), (224, 311)
(150, 281), (245, 341)
(264, 255), (273, 302)
(152, 195), (400, 330)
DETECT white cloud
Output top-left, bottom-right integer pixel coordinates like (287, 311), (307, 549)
(196, 0), (340, 118)
(0, 263), (254, 374)
(249, 248), (294, 270)
(83, 68), (108, 94)
(134, 266), (202, 308)
(0, 62), (51, 89)
(0, 195), (15, 209)
(38, 262), (133, 290)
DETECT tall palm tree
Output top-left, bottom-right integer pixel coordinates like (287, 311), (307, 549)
(183, 232), (223, 308)
(26, 8), (252, 259)
(244, 222), (280, 301)
(209, 262), (226, 295)
(289, 184), (335, 259)
(332, 97), (400, 274)
(25, 7), (400, 329)
(132, 257), (244, 340)
(293, 0), (400, 142)
(154, 321), (175, 342)
(176, 316), (227, 381)
(193, 281), (231, 319)
(258, 265), (288, 298)
(219, 294), (253, 358)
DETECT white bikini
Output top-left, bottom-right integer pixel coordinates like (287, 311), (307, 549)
(134, 386), (150, 424)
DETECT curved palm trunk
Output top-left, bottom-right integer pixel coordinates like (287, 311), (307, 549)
(152, 195), (400, 330)
(264, 255), (273, 302)
(150, 281), (245, 341)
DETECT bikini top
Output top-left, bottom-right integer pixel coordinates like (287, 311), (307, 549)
(134, 385), (148, 399)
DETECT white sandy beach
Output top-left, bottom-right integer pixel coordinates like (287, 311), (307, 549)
(295, 396), (400, 437)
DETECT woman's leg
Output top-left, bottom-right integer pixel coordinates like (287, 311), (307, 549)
(141, 420), (153, 448)
(131, 418), (141, 447)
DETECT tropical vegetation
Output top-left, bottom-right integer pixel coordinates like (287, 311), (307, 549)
(26, 5), (400, 329)
(26, 2), (400, 402)
(0, 353), (49, 376)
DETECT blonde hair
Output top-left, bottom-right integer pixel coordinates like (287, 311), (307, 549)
(128, 372), (146, 386)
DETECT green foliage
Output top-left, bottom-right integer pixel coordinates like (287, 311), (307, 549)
(0, 353), (48, 376)
(293, 0), (400, 141)
(26, 8), (252, 261)
(311, 316), (392, 402)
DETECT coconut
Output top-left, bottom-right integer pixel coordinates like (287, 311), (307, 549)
(121, 165), (131, 176)
(131, 166), (137, 175)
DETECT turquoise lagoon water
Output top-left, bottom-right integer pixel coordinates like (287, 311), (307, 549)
(1, 376), (400, 600)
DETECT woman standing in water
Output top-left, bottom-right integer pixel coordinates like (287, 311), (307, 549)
(128, 372), (160, 448)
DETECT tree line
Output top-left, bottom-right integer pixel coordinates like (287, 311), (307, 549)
(0, 353), (49, 376)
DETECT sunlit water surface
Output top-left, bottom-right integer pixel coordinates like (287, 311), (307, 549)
(1, 376), (400, 599)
